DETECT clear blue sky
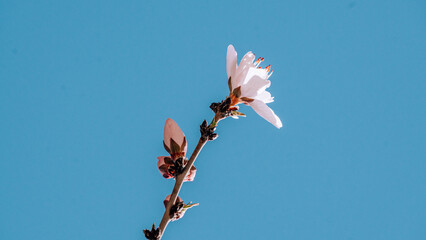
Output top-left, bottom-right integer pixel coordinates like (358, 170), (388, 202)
(1, 1), (425, 239)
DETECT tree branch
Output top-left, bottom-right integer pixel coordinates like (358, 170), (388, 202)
(149, 98), (231, 240)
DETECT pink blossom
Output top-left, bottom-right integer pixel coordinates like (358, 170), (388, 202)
(156, 156), (197, 182)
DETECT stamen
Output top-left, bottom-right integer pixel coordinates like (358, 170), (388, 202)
(255, 57), (265, 67)
(254, 57), (262, 67)
(265, 65), (271, 72)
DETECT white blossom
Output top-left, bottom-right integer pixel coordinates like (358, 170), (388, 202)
(226, 45), (282, 128)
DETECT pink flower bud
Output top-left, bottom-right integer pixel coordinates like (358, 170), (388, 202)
(163, 195), (198, 221)
(157, 156), (197, 182)
(163, 118), (187, 159)
(163, 194), (183, 208)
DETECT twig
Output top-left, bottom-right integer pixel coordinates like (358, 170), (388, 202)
(149, 98), (231, 240)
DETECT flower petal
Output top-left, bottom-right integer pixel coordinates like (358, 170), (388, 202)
(241, 76), (271, 98)
(249, 100), (283, 128)
(254, 90), (274, 103)
(226, 45), (237, 79)
(240, 51), (255, 67)
(163, 118), (187, 156)
(157, 156), (173, 179)
(242, 67), (268, 85)
(183, 165), (197, 182)
(232, 65), (250, 90)
(232, 51), (256, 89)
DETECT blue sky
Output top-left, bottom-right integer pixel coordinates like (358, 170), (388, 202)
(1, 0), (425, 239)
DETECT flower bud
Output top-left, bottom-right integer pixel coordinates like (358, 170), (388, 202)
(163, 195), (198, 221)
(163, 118), (187, 159)
(157, 157), (197, 182)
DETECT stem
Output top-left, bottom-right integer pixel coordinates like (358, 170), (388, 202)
(157, 116), (220, 239)
(151, 96), (230, 239)
(158, 138), (207, 237)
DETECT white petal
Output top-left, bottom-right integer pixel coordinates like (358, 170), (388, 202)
(226, 45), (237, 79)
(249, 100), (283, 128)
(233, 52), (256, 88)
(233, 65), (250, 89)
(242, 68), (268, 85)
(241, 76), (271, 98)
(254, 91), (274, 103)
(240, 51), (255, 66)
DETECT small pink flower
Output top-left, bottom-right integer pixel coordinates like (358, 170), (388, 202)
(157, 156), (174, 179)
(163, 118), (187, 160)
(226, 45), (283, 128)
(163, 195), (199, 221)
(157, 156), (197, 182)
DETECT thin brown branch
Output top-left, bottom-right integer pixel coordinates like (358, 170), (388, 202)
(158, 137), (207, 238)
(157, 115), (222, 239)
(149, 97), (231, 240)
